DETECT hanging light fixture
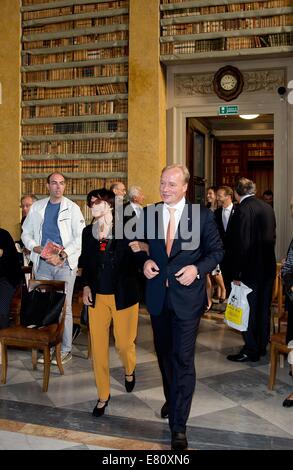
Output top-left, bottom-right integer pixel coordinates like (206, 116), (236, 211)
(239, 114), (260, 120)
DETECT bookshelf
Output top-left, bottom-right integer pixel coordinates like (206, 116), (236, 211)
(160, 0), (293, 62)
(215, 139), (274, 187)
(21, 0), (129, 221)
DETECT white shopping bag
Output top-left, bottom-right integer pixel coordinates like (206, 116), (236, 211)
(224, 282), (252, 332)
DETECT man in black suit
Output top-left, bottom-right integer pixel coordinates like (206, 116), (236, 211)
(137, 165), (223, 450)
(227, 177), (276, 363)
(214, 185), (236, 296)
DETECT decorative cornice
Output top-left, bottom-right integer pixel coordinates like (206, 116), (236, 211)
(174, 69), (286, 96)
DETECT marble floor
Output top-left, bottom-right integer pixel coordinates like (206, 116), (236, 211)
(0, 310), (292, 450)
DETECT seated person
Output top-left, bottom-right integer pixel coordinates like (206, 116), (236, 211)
(0, 227), (23, 329)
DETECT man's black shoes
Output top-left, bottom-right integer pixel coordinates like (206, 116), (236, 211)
(226, 352), (259, 362)
(161, 402), (168, 419)
(171, 432), (188, 450)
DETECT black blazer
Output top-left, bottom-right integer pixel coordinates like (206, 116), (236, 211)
(79, 224), (139, 310)
(137, 202), (224, 319)
(228, 196), (276, 283)
(0, 228), (23, 287)
(214, 204), (236, 244)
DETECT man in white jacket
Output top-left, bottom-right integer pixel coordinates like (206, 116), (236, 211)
(22, 172), (85, 364)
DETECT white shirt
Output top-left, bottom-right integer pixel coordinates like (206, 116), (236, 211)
(130, 202), (143, 218)
(240, 194), (254, 203)
(163, 197), (186, 242)
(222, 202), (233, 231)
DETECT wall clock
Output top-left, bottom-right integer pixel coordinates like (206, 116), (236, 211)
(213, 65), (244, 102)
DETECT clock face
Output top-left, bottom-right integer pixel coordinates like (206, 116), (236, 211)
(213, 66), (244, 102)
(220, 74), (238, 91)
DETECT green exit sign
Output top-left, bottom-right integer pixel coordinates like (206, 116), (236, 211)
(218, 105), (239, 116)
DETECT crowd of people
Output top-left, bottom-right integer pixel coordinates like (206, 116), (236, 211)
(0, 167), (292, 449)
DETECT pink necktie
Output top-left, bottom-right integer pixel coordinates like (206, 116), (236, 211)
(166, 208), (176, 256)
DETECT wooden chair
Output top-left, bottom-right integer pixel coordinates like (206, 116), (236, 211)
(271, 262), (287, 334)
(0, 279), (66, 392)
(268, 332), (292, 390)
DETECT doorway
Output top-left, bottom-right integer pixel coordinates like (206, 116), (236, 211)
(186, 114), (274, 204)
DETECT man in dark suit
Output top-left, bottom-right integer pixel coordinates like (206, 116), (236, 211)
(226, 177), (276, 363)
(214, 185), (236, 296)
(137, 164), (224, 450)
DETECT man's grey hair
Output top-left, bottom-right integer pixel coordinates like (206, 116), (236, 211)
(21, 194), (37, 204)
(234, 177), (256, 196)
(128, 185), (142, 201)
(161, 164), (190, 184)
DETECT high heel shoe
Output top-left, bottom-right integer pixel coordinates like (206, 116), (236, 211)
(205, 304), (213, 313)
(92, 395), (110, 417)
(125, 371), (135, 393)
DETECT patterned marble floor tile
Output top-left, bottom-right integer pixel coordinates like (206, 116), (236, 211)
(133, 385), (170, 421)
(196, 328), (243, 351)
(243, 395), (293, 437)
(110, 360), (162, 392)
(200, 368), (292, 405)
(255, 363), (293, 386)
(0, 381), (55, 406)
(41, 371), (100, 407)
(195, 350), (250, 379)
(188, 405), (293, 438)
(0, 359), (36, 386)
(0, 429), (83, 450)
(188, 381), (237, 418)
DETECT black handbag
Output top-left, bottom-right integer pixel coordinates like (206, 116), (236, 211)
(20, 285), (66, 328)
(80, 304), (89, 326)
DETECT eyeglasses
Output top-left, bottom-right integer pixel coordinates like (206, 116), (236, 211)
(89, 198), (103, 208)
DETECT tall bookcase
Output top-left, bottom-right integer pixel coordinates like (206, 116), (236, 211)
(215, 139), (274, 191)
(160, 0), (293, 62)
(21, 0), (129, 221)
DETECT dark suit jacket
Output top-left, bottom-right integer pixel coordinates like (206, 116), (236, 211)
(214, 204), (236, 244)
(228, 196), (276, 284)
(79, 224), (139, 310)
(138, 202), (224, 319)
(0, 228), (23, 287)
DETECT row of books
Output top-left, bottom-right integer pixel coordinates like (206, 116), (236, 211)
(247, 142), (273, 148)
(22, 177), (127, 195)
(22, 83), (128, 100)
(23, 47), (129, 66)
(23, 15), (129, 36)
(247, 150), (273, 157)
(23, 1), (128, 19)
(22, 158), (127, 174)
(162, 15), (291, 36)
(23, 30), (129, 50)
(161, 32), (292, 54)
(75, 201), (94, 223)
(222, 158), (240, 164)
(23, 63), (129, 82)
(22, 120), (128, 136)
(222, 150), (240, 156)
(22, 100), (128, 119)
(221, 176), (238, 185)
(161, 0), (290, 13)
(22, 138), (128, 155)
(224, 166), (240, 174)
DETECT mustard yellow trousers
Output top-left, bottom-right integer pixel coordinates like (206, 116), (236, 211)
(88, 294), (139, 400)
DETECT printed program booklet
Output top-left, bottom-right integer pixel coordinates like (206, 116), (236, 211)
(40, 240), (63, 259)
